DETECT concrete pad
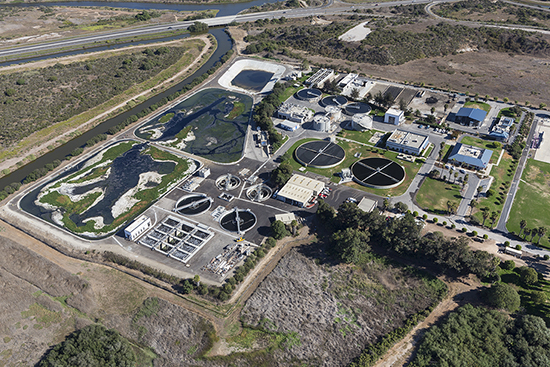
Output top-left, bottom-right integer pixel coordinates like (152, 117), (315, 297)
(534, 118), (550, 164)
(338, 22), (371, 42)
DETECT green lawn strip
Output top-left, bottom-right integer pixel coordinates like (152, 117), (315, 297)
(279, 85), (305, 103)
(506, 159), (550, 249)
(460, 136), (502, 164)
(423, 144), (434, 158)
(498, 268), (550, 324)
(416, 177), (462, 214)
(336, 129), (384, 146)
(440, 143), (453, 161)
(472, 152), (516, 227)
(497, 107), (520, 121)
(463, 101), (491, 113)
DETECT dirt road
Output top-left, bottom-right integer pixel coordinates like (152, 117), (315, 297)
(372, 275), (484, 367)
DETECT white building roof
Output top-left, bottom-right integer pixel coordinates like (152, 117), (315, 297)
(125, 215), (150, 233)
(278, 174), (325, 205)
(386, 108), (404, 117)
(357, 197), (377, 212)
(274, 213), (297, 224)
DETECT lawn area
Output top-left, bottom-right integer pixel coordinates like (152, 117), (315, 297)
(460, 136), (502, 164)
(336, 129), (385, 146)
(472, 152), (517, 228)
(507, 159), (550, 249)
(498, 267), (550, 325)
(416, 177), (462, 214)
(283, 138), (422, 196)
(497, 107), (520, 121)
(439, 143), (453, 161)
(464, 101), (491, 113)
(278, 85), (305, 103)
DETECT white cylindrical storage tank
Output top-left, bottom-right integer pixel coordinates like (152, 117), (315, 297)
(351, 114), (373, 131)
(325, 105), (342, 122)
(313, 114), (331, 132)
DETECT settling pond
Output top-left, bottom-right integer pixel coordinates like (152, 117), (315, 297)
(20, 140), (197, 239)
(135, 88), (252, 163)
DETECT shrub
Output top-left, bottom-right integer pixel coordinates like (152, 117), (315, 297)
(423, 214), (428, 220)
(471, 231), (478, 237)
(483, 234), (488, 240)
(501, 260), (515, 271)
(544, 255), (549, 261)
(462, 227), (468, 233)
(218, 291), (230, 302)
(442, 221), (447, 226)
(516, 244), (522, 250)
(433, 217), (438, 223)
(483, 283), (521, 312)
(413, 211), (419, 217)
(451, 224), (456, 229)
(504, 241), (510, 247)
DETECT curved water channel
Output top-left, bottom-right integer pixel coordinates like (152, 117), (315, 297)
(0, 27), (232, 190)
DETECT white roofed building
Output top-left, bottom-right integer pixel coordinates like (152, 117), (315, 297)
(276, 174), (325, 207)
(124, 215), (151, 241)
(384, 108), (405, 125)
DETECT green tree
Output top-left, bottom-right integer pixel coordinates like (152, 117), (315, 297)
(484, 282), (521, 312)
(481, 207), (490, 227)
(188, 21), (208, 33)
(272, 160), (293, 187)
(519, 266), (538, 286)
(394, 201), (408, 214)
(331, 227), (370, 264)
(501, 259), (515, 270)
(519, 219), (527, 237)
(39, 324), (136, 366)
(531, 290), (546, 304)
(271, 220), (288, 240)
(540, 102), (547, 109)
(537, 227), (547, 245)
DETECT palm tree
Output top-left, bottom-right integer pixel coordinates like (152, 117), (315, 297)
(523, 228), (531, 239)
(453, 172), (459, 183)
(519, 219), (527, 237)
(477, 185), (483, 198)
(538, 227), (547, 245)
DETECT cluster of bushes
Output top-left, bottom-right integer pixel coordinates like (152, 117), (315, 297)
(134, 10), (161, 22)
(0, 158), (63, 200)
(410, 304), (550, 366)
(39, 324), (136, 367)
(319, 200), (498, 279)
(252, 82), (286, 149)
(0, 45), (234, 200)
(188, 21), (209, 33)
(102, 251), (181, 285)
(85, 133), (107, 148)
(245, 21), (550, 66)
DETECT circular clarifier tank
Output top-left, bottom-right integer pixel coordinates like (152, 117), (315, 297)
(220, 208), (257, 233)
(351, 157), (405, 189)
(246, 184), (272, 202)
(322, 95), (348, 107)
(175, 194), (212, 216)
(345, 102), (372, 115)
(295, 140), (345, 168)
(295, 88), (322, 102)
(216, 174), (242, 191)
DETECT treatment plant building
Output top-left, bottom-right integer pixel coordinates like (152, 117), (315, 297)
(385, 129), (430, 156)
(448, 143), (493, 170)
(275, 174), (325, 207)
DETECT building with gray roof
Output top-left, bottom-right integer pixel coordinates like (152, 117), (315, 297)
(448, 143), (493, 170)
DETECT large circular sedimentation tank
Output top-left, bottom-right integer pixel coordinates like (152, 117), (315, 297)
(246, 184), (272, 202)
(351, 157), (405, 189)
(296, 88), (322, 102)
(220, 208), (257, 233)
(295, 140), (345, 168)
(174, 194), (212, 216)
(216, 174), (241, 191)
(345, 102), (372, 115)
(322, 95), (348, 107)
